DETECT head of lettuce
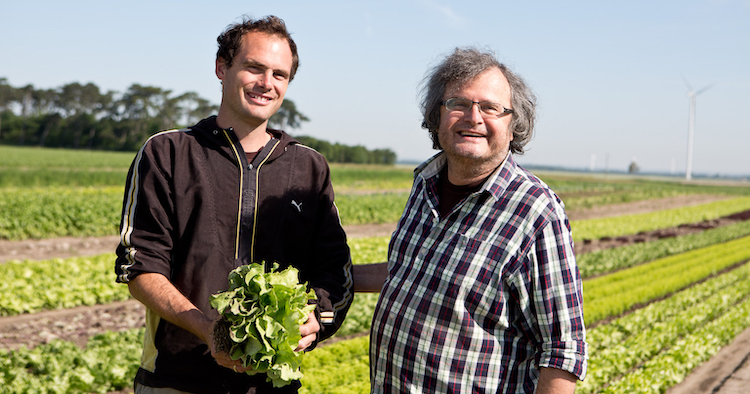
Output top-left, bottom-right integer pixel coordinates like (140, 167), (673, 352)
(210, 262), (317, 387)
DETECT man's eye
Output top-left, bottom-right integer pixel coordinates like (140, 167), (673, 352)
(480, 103), (501, 114)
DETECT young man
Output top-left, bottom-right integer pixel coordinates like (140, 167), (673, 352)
(115, 16), (353, 393)
(355, 47), (587, 393)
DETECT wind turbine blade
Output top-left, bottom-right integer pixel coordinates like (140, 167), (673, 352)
(696, 83), (716, 96)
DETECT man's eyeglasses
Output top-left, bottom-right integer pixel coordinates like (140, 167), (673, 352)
(441, 98), (514, 118)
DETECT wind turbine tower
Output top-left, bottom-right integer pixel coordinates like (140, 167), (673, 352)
(683, 78), (714, 181)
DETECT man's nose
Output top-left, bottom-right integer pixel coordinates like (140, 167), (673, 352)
(464, 103), (484, 124)
(258, 71), (273, 88)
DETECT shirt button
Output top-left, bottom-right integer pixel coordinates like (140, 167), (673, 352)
(248, 164), (253, 170)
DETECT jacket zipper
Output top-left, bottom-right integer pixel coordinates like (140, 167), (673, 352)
(250, 140), (281, 263)
(222, 130), (244, 260)
(222, 130), (282, 262)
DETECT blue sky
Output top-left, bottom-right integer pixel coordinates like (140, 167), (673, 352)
(2, 0), (749, 177)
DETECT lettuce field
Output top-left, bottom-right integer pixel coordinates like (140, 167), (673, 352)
(1, 146), (750, 393)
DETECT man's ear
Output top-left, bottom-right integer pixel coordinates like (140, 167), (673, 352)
(216, 59), (226, 80)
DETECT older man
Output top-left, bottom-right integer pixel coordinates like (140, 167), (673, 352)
(355, 47), (587, 393)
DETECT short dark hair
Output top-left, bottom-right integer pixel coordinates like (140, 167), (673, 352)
(420, 47), (536, 154)
(216, 15), (299, 81)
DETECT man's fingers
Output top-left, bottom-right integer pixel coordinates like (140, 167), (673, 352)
(299, 311), (320, 337)
(296, 332), (316, 351)
(295, 311), (321, 351)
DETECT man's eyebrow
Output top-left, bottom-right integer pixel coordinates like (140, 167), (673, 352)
(241, 59), (265, 68)
(242, 59), (289, 78)
(273, 68), (290, 78)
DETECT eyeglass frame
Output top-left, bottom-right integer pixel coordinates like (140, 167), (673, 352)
(440, 97), (514, 118)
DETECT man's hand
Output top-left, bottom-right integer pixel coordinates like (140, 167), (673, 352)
(205, 319), (253, 373)
(128, 273), (252, 373)
(296, 310), (320, 351)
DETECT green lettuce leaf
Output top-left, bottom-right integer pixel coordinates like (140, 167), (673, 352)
(210, 261), (317, 387)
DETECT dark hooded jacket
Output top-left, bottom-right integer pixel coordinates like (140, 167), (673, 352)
(115, 116), (353, 393)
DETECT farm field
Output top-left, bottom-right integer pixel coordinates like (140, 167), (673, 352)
(2, 146), (750, 393)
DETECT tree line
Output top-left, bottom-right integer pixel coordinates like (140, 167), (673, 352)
(294, 135), (396, 165)
(0, 78), (396, 164)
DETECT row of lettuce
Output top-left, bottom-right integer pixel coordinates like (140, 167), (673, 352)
(2, 179), (750, 241)
(3, 198), (750, 392)
(3, 235), (750, 392)
(4, 199), (750, 317)
(303, 258), (750, 394)
(3, 149), (750, 241)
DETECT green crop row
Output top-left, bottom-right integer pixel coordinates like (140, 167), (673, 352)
(3, 237), (749, 392)
(0, 168), (128, 188)
(335, 236), (388, 337)
(329, 163), (414, 193)
(0, 327), (371, 394)
(583, 235), (750, 325)
(577, 219), (750, 278)
(336, 193), (409, 226)
(0, 187), (407, 240)
(0, 254), (130, 316)
(600, 296), (750, 394)
(0, 187), (123, 240)
(300, 335), (371, 394)
(0, 236), (390, 317)
(4, 263), (747, 394)
(537, 174), (750, 211)
(302, 261), (750, 394)
(578, 262), (750, 393)
(571, 196), (750, 241)
(0, 329), (143, 394)
(0, 146), (136, 170)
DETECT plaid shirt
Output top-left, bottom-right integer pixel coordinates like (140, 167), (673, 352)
(370, 153), (587, 393)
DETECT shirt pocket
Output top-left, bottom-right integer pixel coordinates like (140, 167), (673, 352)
(450, 233), (510, 331)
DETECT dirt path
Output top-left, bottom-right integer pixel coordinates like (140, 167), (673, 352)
(1, 194), (749, 393)
(668, 326), (750, 394)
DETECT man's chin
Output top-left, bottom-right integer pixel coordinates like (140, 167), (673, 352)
(446, 148), (488, 162)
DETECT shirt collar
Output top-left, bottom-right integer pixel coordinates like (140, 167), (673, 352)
(416, 151), (516, 201)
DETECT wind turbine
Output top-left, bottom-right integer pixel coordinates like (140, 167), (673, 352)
(683, 77), (714, 181)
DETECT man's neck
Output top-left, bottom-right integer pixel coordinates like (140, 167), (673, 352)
(445, 153), (508, 186)
(216, 112), (272, 153)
